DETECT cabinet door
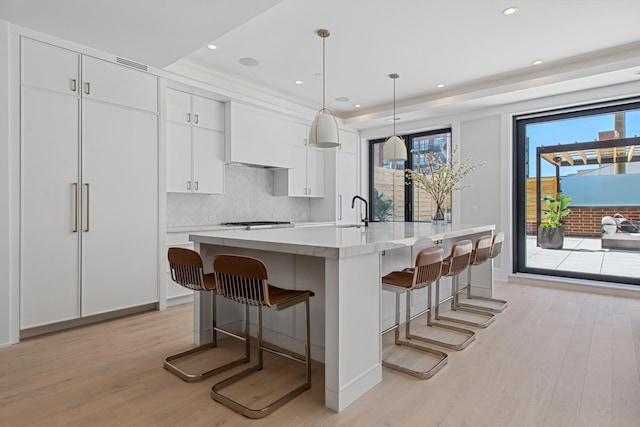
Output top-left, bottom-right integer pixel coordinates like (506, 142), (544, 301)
(306, 147), (325, 197)
(337, 151), (358, 224)
(21, 87), (81, 328)
(82, 56), (158, 112)
(339, 129), (358, 154)
(166, 122), (193, 193)
(288, 145), (308, 196)
(21, 37), (80, 95)
(82, 100), (159, 316)
(193, 128), (225, 194)
(192, 96), (224, 131)
(166, 88), (191, 124)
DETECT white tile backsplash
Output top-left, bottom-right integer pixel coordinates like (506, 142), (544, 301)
(167, 165), (310, 227)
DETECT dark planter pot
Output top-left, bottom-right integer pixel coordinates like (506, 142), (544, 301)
(538, 226), (565, 249)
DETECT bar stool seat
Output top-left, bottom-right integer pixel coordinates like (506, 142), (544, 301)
(381, 247), (448, 379)
(164, 247), (249, 382)
(456, 232), (508, 313)
(210, 254), (314, 419)
(434, 240), (495, 329)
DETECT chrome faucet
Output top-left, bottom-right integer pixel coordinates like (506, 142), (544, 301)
(351, 195), (369, 227)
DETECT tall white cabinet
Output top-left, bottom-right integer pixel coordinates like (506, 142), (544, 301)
(166, 88), (225, 194)
(20, 38), (159, 329)
(274, 122), (325, 198)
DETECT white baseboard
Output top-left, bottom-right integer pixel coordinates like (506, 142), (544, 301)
(508, 273), (640, 299)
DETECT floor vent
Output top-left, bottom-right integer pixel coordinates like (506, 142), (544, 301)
(116, 57), (148, 71)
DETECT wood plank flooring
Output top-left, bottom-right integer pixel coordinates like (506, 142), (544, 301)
(1, 281), (640, 426)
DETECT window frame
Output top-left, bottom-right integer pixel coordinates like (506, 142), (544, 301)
(369, 127), (452, 222)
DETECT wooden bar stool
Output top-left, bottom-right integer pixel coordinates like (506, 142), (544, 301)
(381, 247), (448, 379)
(210, 254), (314, 419)
(164, 248), (249, 382)
(434, 240), (495, 328)
(456, 232), (508, 313)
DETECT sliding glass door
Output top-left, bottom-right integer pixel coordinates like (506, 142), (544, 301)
(514, 100), (640, 285)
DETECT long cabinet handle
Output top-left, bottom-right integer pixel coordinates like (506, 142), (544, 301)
(187, 181), (191, 190)
(84, 183), (90, 232)
(71, 79), (77, 92)
(194, 114), (199, 124)
(338, 195), (342, 220)
(186, 113), (191, 123)
(72, 183), (78, 232)
(195, 181), (199, 191)
(84, 82), (91, 95)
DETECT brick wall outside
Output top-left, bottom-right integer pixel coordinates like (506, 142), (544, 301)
(526, 206), (640, 236)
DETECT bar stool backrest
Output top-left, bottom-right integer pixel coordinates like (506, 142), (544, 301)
(412, 247), (444, 290)
(490, 232), (505, 260)
(168, 247), (210, 291)
(213, 254), (271, 307)
(471, 235), (492, 266)
(445, 240), (472, 277)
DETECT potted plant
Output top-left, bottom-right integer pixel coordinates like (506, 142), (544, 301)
(406, 145), (483, 224)
(538, 192), (572, 249)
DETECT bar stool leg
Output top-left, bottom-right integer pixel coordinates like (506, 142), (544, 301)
(413, 280), (475, 351)
(454, 266), (508, 313)
(381, 288), (448, 379)
(437, 274), (495, 328)
(164, 293), (250, 382)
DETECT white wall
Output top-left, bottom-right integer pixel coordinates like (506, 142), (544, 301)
(0, 20), (11, 346)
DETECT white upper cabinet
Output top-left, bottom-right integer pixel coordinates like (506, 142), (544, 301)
(192, 96), (224, 131)
(166, 88), (191, 124)
(225, 102), (295, 169)
(274, 122), (325, 198)
(339, 129), (358, 154)
(82, 56), (158, 112)
(21, 38), (80, 95)
(166, 88), (225, 194)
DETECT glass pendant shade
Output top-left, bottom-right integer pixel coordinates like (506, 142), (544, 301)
(382, 135), (407, 161)
(309, 109), (339, 148)
(309, 29), (340, 148)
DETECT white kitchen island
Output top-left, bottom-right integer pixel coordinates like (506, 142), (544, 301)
(189, 222), (495, 412)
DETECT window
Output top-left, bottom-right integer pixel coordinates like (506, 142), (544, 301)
(514, 100), (640, 285)
(369, 128), (452, 222)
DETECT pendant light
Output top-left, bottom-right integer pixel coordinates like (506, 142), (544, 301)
(308, 29), (340, 148)
(382, 73), (407, 162)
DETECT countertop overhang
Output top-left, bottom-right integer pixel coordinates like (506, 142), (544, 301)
(189, 223), (495, 259)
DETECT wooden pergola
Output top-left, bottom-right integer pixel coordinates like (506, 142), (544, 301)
(535, 136), (640, 234)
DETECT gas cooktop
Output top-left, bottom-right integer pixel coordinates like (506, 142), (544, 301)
(222, 221), (291, 226)
(221, 221), (294, 230)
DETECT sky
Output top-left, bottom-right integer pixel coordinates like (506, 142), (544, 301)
(526, 110), (640, 177)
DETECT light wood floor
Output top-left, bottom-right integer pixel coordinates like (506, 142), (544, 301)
(2, 281), (640, 427)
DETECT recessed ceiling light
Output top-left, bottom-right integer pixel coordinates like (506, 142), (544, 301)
(335, 97), (349, 102)
(532, 59), (543, 65)
(207, 44), (217, 50)
(436, 83), (445, 88)
(354, 104), (361, 108)
(502, 7), (518, 15)
(295, 80), (303, 85)
(239, 57), (259, 67)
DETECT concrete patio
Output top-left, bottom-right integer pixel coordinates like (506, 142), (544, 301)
(526, 235), (640, 279)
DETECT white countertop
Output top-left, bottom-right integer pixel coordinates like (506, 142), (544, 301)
(189, 222), (495, 259)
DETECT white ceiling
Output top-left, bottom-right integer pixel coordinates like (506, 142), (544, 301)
(2, 0), (640, 131)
